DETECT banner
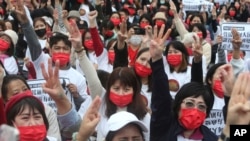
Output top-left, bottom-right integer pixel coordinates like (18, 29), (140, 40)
(27, 78), (74, 112)
(204, 109), (225, 136)
(182, 0), (213, 12)
(221, 22), (250, 50)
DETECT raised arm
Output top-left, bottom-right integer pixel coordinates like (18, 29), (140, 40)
(68, 17), (103, 100)
(15, 0), (42, 61)
(88, 11), (104, 57)
(150, 25), (173, 141)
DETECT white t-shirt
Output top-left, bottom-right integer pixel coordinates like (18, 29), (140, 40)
(2, 56), (18, 74)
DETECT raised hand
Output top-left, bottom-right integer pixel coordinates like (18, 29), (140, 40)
(192, 34), (203, 63)
(150, 25), (172, 62)
(14, 0), (29, 24)
(41, 58), (65, 101)
(227, 72), (250, 125)
(231, 28), (242, 50)
(117, 20), (127, 49)
(88, 10), (98, 28)
(142, 25), (153, 45)
(67, 83), (79, 98)
(68, 21), (82, 50)
(53, 9), (59, 24)
(169, 0), (177, 15)
(77, 96), (101, 140)
(213, 64), (235, 96)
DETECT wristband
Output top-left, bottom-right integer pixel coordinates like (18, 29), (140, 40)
(220, 131), (230, 141)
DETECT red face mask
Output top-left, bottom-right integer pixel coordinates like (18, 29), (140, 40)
(167, 54), (182, 67)
(109, 91), (133, 107)
(128, 47), (139, 67)
(134, 62), (152, 77)
(186, 47), (193, 56)
(179, 108), (206, 130)
(52, 53), (70, 67)
(121, 16), (126, 22)
(155, 20), (165, 27)
(104, 30), (114, 38)
(140, 22), (149, 29)
(212, 79), (224, 98)
(227, 53), (232, 62)
(229, 10), (236, 17)
(18, 125), (47, 141)
(0, 9), (4, 15)
(84, 39), (94, 50)
(128, 8), (135, 16)
(110, 17), (121, 26)
(108, 51), (115, 63)
(168, 10), (174, 17)
(0, 38), (10, 51)
(186, 19), (190, 25)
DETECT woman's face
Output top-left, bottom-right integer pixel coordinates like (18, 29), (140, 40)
(6, 80), (29, 101)
(34, 20), (46, 30)
(84, 32), (92, 41)
(111, 13), (120, 19)
(112, 124), (143, 141)
(190, 16), (201, 25)
(0, 35), (11, 44)
(13, 105), (44, 127)
(110, 80), (133, 96)
(136, 50), (151, 68)
(179, 96), (207, 117)
(140, 18), (149, 25)
(192, 26), (200, 33)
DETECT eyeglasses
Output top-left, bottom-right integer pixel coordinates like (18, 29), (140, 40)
(182, 99), (207, 112)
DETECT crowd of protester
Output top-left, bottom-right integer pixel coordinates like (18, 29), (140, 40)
(0, 0), (250, 141)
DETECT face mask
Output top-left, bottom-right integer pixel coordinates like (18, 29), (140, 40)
(128, 47), (138, 67)
(110, 17), (121, 26)
(129, 35), (142, 46)
(18, 125), (47, 141)
(134, 62), (152, 77)
(128, 8), (135, 16)
(212, 79), (224, 98)
(140, 22), (149, 29)
(104, 30), (114, 39)
(155, 20), (165, 27)
(186, 47), (193, 56)
(52, 52), (70, 67)
(109, 91), (133, 107)
(167, 54), (182, 67)
(0, 38), (10, 51)
(84, 39), (94, 50)
(168, 10), (174, 17)
(229, 10), (236, 17)
(179, 108), (206, 130)
(108, 51), (115, 63)
(35, 28), (46, 38)
(128, 0), (133, 4)
(227, 53), (232, 62)
(0, 9), (4, 15)
(186, 19), (190, 25)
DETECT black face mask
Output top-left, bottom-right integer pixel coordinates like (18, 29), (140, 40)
(35, 28), (46, 38)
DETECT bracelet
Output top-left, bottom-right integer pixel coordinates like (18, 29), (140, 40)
(75, 48), (85, 53)
(220, 131), (230, 141)
(72, 132), (78, 141)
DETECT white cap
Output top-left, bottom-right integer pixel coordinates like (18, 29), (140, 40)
(106, 111), (148, 135)
(3, 30), (18, 46)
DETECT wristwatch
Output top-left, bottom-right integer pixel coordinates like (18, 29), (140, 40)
(220, 132), (230, 141)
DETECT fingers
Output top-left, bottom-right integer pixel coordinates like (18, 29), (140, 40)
(163, 28), (172, 41)
(158, 24), (165, 39)
(231, 72), (247, 98)
(87, 96), (101, 115)
(48, 58), (53, 80)
(153, 25), (157, 39)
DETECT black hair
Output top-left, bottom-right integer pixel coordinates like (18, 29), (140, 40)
(189, 23), (207, 39)
(2, 75), (30, 102)
(173, 82), (214, 118)
(96, 69), (111, 89)
(6, 97), (49, 130)
(189, 13), (204, 25)
(49, 32), (71, 48)
(139, 14), (153, 26)
(205, 63), (225, 88)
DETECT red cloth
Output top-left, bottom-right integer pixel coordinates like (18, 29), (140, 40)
(26, 61), (36, 80)
(0, 98), (6, 125)
(89, 27), (104, 57)
(128, 46), (139, 67)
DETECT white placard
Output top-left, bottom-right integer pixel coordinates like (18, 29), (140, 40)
(221, 22), (250, 50)
(204, 109), (225, 136)
(214, 0), (231, 5)
(27, 78), (74, 112)
(182, 0), (213, 12)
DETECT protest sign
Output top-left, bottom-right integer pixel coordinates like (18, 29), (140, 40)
(204, 109), (225, 136)
(221, 22), (250, 50)
(182, 0), (213, 12)
(27, 78), (74, 112)
(214, 0), (231, 4)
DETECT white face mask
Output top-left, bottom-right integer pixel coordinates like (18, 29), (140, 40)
(129, 35), (142, 46)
